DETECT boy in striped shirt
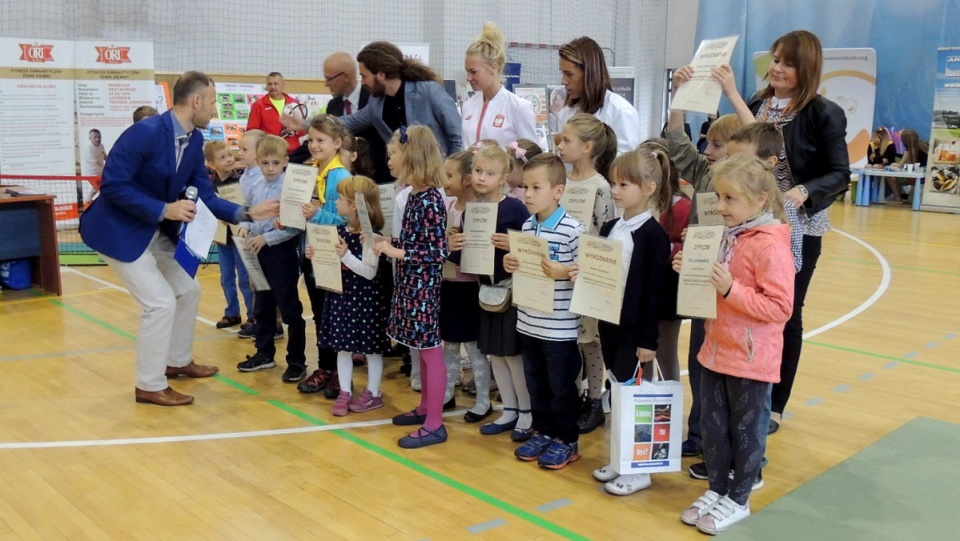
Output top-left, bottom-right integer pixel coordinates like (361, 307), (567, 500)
(504, 153), (586, 470)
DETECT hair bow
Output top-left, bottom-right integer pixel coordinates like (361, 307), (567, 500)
(509, 142), (528, 163)
(399, 124), (408, 144)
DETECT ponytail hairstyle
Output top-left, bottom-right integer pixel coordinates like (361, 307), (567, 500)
(357, 41), (441, 84)
(341, 133), (376, 178)
(565, 113), (618, 179)
(446, 150), (475, 182)
(465, 22), (507, 75)
(506, 139), (543, 170)
(389, 125), (445, 189)
(639, 138), (687, 232)
(608, 146), (664, 211)
(337, 175), (385, 231)
(712, 154), (787, 223)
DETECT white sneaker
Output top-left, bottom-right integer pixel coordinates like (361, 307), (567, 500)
(459, 355), (471, 371)
(603, 473), (651, 495)
(592, 463), (619, 483)
(411, 374), (421, 392)
(696, 495), (750, 534)
(681, 489), (722, 525)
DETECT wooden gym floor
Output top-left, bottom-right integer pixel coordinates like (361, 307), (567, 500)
(1, 199), (959, 540)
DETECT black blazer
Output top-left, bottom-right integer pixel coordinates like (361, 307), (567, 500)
(748, 94), (850, 215)
(598, 218), (671, 352)
(329, 86), (391, 185)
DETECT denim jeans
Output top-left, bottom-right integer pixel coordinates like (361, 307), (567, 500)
(519, 334), (582, 443)
(218, 241), (253, 319)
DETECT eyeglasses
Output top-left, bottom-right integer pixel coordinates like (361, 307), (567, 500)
(325, 72), (346, 83)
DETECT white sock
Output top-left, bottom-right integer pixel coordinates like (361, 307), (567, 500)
(336, 351), (353, 394)
(366, 354), (383, 396)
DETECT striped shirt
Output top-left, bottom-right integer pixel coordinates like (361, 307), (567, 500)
(516, 206), (585, 341)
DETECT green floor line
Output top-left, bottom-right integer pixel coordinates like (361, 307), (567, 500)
(267, 400), (591, 541)
(40, 294), (590, 541)
(806, 340), (960, 374)
(831, 257), (960, 277)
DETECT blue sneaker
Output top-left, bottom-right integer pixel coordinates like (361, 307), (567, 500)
(514, 433), (553, 462)
(538, 439), (581, 470)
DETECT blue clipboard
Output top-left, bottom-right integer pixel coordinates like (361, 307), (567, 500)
(173, 225), (202, 278)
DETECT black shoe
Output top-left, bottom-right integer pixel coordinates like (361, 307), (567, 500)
(274, 325), (285, 341)
(237, 320), (257, 339)
(768, 419), (780, 435)
(689, 461), (708, 480)
(281, 365), (307, 383)
(399, 353), (412, 377)
(463, 405), (493, 423)
(681, 439), (703, 457)
(322, 372), (341, 399)
(216, 315), (242, 329)
(237, 352), (276, 372)
(576, 398), (605, 434)
(443, 396), (456, 411)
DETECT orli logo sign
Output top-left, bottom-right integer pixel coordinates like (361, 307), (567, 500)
(95, 46), (132, 64)
(946, 56), (960, 78)
(473, 205), (492, 214)
(691, 229), (717, 240)
(586, 239), (614, 252)
(19, 43), (54, 63)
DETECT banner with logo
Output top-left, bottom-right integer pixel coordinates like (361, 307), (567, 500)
(75, 40), (155, 204)
(921, 48), (960, 214)
(754, 48), (877, 169)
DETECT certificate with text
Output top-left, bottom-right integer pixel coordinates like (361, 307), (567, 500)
(356, 195), (377, 267)
(460, 202), (498, 275)
(671, 35), (740, 115)
(233, 235), (271, 291)
(379, 183), (396, 237)
(214, 182), (244, 244)
(306, 224), (343, 293)
(676, 225), (724, 319)
(279, 163), (318, 230)
(570, 235), (623, 323)
(508, 230), (554, 313)
(695, 193), (725, 226)
(560, 185), (597, 230)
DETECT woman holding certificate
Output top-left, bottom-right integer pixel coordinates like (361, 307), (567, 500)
(461, 22), (538, 148)
(719, 30), (849, 433)
(556, 36), (641, 154)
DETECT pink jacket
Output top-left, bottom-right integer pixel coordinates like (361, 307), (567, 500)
(698, 224), (794, 383)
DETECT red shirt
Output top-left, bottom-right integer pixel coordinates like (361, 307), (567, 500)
(246, 92), (305, 153)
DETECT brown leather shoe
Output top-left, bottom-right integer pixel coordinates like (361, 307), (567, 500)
(165, 361), (219, 378)
(135, 387), (194, 406)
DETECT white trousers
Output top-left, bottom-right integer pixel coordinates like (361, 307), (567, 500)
(102, 232), (200, 391)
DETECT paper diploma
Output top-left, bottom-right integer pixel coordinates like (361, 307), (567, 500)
(280, 163), (318, 230)
(671, 35), (740, 115)
(184, 198), (217, 259)
(378, 183), (395, 238)
(508, 230), (554, 313)
(460, 201), (498, 275)
(676, 225), (724, 319)
(214, 182), (244, 244)
(233, 235), (271, 291)
(355, 195), (378, 267)
(695, 193), (725, 226)
(560, 184), (597, 230)
(570, 234), (623, 324)
(306, 224), (343, 293)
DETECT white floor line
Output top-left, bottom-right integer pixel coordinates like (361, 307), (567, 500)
(34, 229), (886, 450)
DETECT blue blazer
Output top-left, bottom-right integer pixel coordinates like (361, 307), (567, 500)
(80, 110), (241, 262)
(340, 80), (462, 155)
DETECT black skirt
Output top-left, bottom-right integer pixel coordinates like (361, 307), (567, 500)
(477, 305), (521, 357)
(440, 280), (481, 343)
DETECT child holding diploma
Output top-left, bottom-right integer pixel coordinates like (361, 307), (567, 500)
(236, 136), (307, 382)
(556, 112), (618, 434)
(581, 147), (671, 494)
(448, 145), (532, 439)
(374, 126), (450, 449)
(674, 155), (793, 535)
(305, 176), (391, 416)
(442, 151), (492, 422)
(503, 153), (585, 469)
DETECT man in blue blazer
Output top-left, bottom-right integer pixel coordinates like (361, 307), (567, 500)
(286, 42), (461, 157)
(80, 71), (279, 406)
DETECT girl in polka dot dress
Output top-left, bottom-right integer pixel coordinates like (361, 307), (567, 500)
(307, 175), (391, 417)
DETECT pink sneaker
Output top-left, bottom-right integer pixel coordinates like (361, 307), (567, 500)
(332, 391), (352, 417)
(348, 389), (384, 413)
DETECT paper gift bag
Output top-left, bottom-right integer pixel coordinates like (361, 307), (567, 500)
(610, 375), (684, 475)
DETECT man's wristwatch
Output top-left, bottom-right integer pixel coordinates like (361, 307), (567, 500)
(796, 185), (809, 199)
(241, 206), (252, 222)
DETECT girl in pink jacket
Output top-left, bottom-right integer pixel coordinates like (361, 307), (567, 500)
(674, 155), (794, 535)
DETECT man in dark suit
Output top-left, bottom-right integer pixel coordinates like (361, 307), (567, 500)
(323, 52), (390, 185)
(80, 71), (279, 406)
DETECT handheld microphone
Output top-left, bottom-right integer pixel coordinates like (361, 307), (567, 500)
(179, 186), (199, 237)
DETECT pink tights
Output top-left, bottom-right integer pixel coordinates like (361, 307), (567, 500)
(415, 346), (446, 431)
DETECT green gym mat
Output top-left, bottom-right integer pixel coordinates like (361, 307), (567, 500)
(719, 417), (957, 540)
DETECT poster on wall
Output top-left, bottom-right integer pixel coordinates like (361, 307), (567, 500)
(211, 81), (263, 150)
(609, 67), (637, 107)
(754, 48), (876, 169)
(514, 84), (550, 151)
(74, 39), (155, 204)
(920, 47), (960, 214)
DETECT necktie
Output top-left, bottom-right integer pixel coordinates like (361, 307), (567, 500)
(344, 99), (352, 115)
(175, 135), (189, 171)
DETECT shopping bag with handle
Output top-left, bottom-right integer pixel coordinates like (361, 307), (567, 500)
(609, 360), (684, 475)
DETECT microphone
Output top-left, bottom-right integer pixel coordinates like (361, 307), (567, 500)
(179, 186), (199, 237)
